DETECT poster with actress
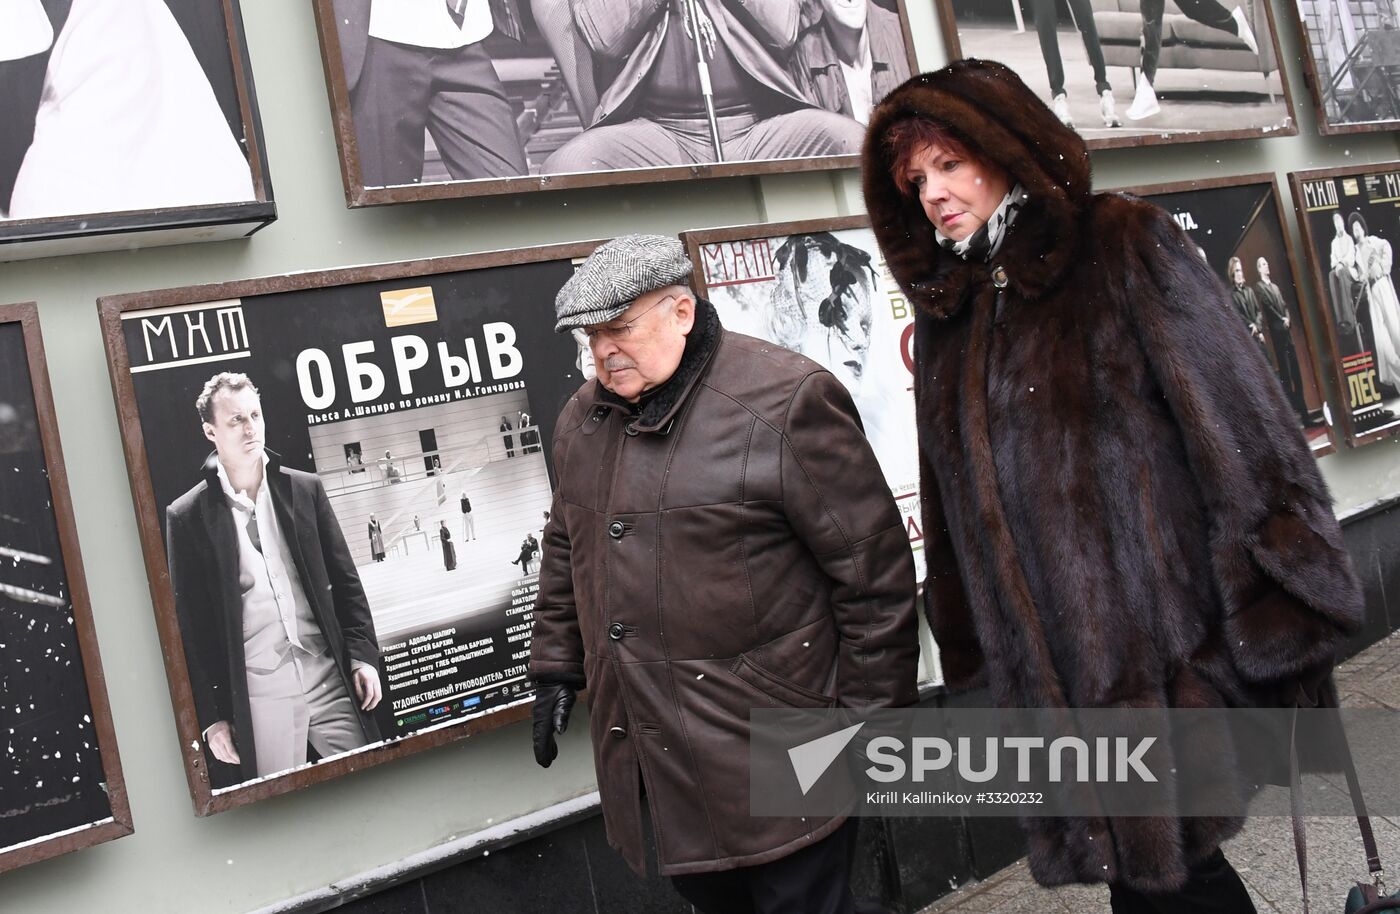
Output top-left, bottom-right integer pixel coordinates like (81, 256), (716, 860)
(1121, 175), (1336, 454)
(1292, 163), (1400, 447)
(100, 243), (594, 814)
(681, 216), (922, 569)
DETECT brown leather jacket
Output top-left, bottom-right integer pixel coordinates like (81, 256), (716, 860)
(529, 304), (918, 876)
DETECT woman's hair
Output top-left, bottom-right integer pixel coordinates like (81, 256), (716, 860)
(882, 115), (975, 196)
(1348, 211), (1369, 236)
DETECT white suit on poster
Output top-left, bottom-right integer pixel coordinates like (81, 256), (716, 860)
(3, 0), (255, 221)
(1357, 228), (1400, 388)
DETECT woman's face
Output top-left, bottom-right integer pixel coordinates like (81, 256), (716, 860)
(903, 142), (1012, 242)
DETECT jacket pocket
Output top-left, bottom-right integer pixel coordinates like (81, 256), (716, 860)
(730, 653), (837, 709)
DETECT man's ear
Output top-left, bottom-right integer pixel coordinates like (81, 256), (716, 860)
(203, 422), (216, 445)
(674, 292), (697, 335)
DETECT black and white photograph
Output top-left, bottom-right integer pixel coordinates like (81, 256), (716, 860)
(100, 244), (594, 813)
(1293, 0), (1400, 133)
(1292, 164), (1400, 447)
(935, 0), (1295, 148)
(0, 303), (131, 874)
(1122, 175), (1337, 454)
(682, 217), (940, 683)
(0, 0), (274, 260)
(313, 0), (917, 204)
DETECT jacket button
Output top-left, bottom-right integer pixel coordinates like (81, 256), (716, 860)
(625, 424), (639, 437)
(608, 622), (625, 640)
(991, 265), (1009, 289)
(608, 521), (624, 539)
(610, 726), (627, 739)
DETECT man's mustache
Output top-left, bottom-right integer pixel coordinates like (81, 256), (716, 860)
(604, 357), (637, 371)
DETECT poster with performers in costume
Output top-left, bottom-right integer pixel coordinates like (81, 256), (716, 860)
(1123, 175), (1336, 454)
(1292, 164), (1400, 447)
(100, 244), (594, 813)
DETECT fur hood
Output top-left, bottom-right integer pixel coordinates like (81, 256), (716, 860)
(861, 58), (1092, 318)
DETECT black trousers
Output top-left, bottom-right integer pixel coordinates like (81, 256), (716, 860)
(671, 819), (861, 914)
(1032, 0), (1112, 96)
(1139, 0), (1236, 83)
(1108, 849), (1256, 914)
(351, 37), (527, 187)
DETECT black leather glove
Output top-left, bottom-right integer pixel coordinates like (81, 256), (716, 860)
(532, 682), (578, 768)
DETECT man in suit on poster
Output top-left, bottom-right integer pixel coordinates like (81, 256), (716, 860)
(788, 0), (909, 125)
(1254, 256), (1309, 421)
(335, 0), (528, 186)
(166, 372), (383, 787)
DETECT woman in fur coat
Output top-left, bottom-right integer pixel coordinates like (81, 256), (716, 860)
(862, 59), (1364, 913)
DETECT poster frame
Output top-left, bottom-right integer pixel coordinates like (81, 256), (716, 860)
(1112, 172), (1340, 457)
(931, 0), (1300, 151)
(309, 0), (920, 207)
(0, 302), (133, 873)
(1289, 161), (1400, 449)
(1285, 1), (1400, 137)
(0, 0), (277, 261)
(97, 241), (601, 815)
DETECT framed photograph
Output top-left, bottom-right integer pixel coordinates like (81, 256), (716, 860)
(1114, 174), (1338, 456)
(0, 0), (275, 261)
(0, 303), (132, 873)
(680, 216), (941, 682)
(1291, 0), (1400, 134)
(1291, 163), (1400, 448)
(935, 0), (1297, 149)
(312, 0), (918, 205)
(99, 243), (599, 814)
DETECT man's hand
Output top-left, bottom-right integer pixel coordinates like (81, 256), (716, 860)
(206, 721), (241, 765)
(353, 665), (383, 711)
(532, 682), (578, 768)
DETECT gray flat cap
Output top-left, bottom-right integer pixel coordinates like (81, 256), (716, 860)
(555, 234), (693, 332)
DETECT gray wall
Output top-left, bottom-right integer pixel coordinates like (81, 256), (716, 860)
(2, 1), (1399, 912)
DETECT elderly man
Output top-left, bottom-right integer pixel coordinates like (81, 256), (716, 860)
(528, 235), (918, 913)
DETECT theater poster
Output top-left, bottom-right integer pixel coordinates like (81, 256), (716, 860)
(0, 0), (275, 261)
(1291, 163), (1400, 447)
(1, 303), (131, 872)
(311, 0), (918, 205)
(1119, 174), (1337, 455)
(100, 244), (596, 814)
(681, 216), (942, 684)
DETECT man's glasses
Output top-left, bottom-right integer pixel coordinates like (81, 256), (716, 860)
(582, 294), (676, 342)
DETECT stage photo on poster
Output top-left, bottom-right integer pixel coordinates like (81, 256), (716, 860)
(1, 304), (131, 874)
(936, 0), (1295, 148)
(681, 217), (941, 682)
(100, 245), (594, 814)
(313, 0), (917, 204)
(0, 0), (274, 260)
(1292, 0), (1400, 134)
(1120, 175), (1337, 455)
(1292, 164), (1400, 447)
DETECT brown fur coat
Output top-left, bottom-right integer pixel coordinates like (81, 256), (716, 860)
(862, 59), (1365, 892)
